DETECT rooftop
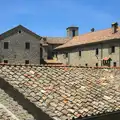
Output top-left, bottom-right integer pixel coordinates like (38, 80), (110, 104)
(0, 65), (120, 120)
(55, 26), (120, 50)
(46, 37), (70, 45)
(0, 88), (35, 120)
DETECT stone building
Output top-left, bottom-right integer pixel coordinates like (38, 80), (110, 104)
(0, 25), (69, 64)
(55, 22), (120, 67)
(1, 23), (120, 66)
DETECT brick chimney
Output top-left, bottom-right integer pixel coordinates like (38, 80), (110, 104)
(111, 22), (118, 33)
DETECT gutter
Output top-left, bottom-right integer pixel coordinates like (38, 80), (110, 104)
(72, 110), (120, 120)
(54, 38), (120, 51)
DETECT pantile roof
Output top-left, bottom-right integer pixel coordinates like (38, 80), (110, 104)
(55, 27), (120, 49)
(0, 105), (18, 120)
(0, 88), (35, 120)
(0, 65), (120, 120)
(46, 37), (70, 45)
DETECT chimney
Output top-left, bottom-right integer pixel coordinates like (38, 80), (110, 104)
(91, 28), (95, 32)
(111, 22), (118, 33)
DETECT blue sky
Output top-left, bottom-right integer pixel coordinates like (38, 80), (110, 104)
(0, 0), (120, 37)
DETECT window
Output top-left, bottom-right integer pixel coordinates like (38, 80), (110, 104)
(96, 48), (99, 55)
(96, 63), (98, 67)
(113, 62), (117, 67)
(25, 42), (30, 49)
(109, 46), (115, 54)
(72, 30), (76, 37)
(25, 60), (29, 64)
(4, 60), (8, 64)
(85, 63), (88, 67)
(111, 46), (115, 53)
(4, 42), (9, 49)
(65, 53), (68, 58)
(18, 30), (21, 33)
(79, 51), (81, 57)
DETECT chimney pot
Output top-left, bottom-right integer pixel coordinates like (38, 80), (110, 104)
(91, 28), (95, 32)
(111, 22), (118, 33)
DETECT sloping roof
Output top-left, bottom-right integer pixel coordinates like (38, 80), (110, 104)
(0, 65), (120, 120)
(0, 88), (35, 120)
(0, 25), (42, 40)
(55, 27), (120, 49)
(46, 37), (70, 45)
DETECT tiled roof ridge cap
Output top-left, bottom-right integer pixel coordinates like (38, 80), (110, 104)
(77, 26), (120, 37)
(44, 36), (69, 38)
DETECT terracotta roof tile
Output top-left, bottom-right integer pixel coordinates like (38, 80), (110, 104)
(46, 37), (70, 44)
(55, 27), (120, 49)
(0, 88), (35, 120)
(0, 65), (120, 120)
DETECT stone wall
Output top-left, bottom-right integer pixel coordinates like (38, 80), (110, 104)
(57, 39), (120, 67)
(0, 77), (53, 120)
(0, 30), (40, 64)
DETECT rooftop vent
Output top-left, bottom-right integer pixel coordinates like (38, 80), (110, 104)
(91, 28), (95, 32)
(111, 22), (118, 33)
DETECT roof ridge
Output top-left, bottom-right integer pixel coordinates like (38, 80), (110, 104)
(78, 27), (114, 37)
(55, 26), (120, 49)
(0, 25), (42, 40)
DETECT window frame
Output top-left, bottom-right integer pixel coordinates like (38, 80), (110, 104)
(109, 46), (115, 54)
(85, 63), (88, 67)
(4, 42), (9, 49)
(96, 48), (99, 55)
(25, 60), (29, 64)
(18, 30), (22, 33)
(4, 60), (8, 64)
(96, 63), (98, 67)
(113, 62), (117, 67)
(25, 42), (30, 49)
(79, 51), (81, 57)
(65, 53), (68, 58)
(111, 46), (115, 53)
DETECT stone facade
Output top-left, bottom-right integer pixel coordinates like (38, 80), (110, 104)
(0, 30), (41, 64)
(0, 25), (69, 64)
(57, 39), (120, 67)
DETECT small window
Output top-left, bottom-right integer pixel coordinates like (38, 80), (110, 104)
(96, 63), (98, 67)
(25, 42), (30, 49)
(85, 63), (88, 67)
(96, 48), (99, 55)
(4, 42), (9, 49)
(18, 30), (21, 33)
(79, 51), (81, 57)
(25, 60), (29, 64)
(113, 62), (116, 67)
(4, 60), (8, 64)
(111, 46), (115, 53)
(65, 53), (68, 58)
